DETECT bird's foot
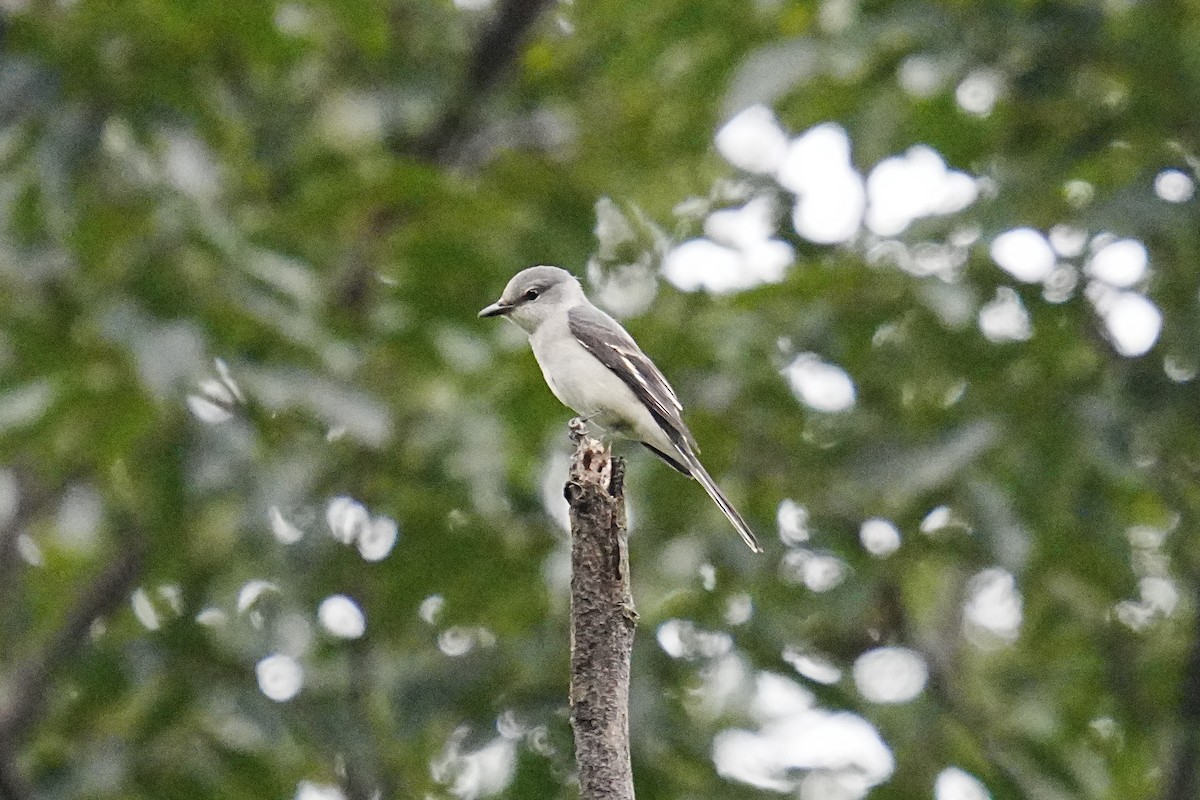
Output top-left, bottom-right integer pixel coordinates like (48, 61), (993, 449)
(568, 417), (590, 442)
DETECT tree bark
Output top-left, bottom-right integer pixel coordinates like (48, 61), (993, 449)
(564, 420), (636, 800)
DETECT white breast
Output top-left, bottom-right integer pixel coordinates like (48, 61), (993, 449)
(528, 314), (673, 452)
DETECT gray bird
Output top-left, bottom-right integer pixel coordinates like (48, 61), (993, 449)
(480, 265), (761, 552)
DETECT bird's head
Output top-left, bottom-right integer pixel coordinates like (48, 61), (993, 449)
(478, 265), (584, 334)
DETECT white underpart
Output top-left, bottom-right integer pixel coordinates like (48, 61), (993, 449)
(529, 310), (677, 457)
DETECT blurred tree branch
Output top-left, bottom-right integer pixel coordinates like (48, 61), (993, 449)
(874, 579), (1050, 798)
(352, 0), (555, 309)
(412, 0), (556, 163)
(565, 421), (636, 800)
(0, 528), (146, 797)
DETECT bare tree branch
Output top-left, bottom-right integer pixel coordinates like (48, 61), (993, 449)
(412, 0), (556, 163)
(564, 420), (636, 800)
(357, 0), (557, 299)
(0, 530), (147, 795)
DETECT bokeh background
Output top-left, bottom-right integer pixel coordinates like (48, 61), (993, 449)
(1, 0), (1198, 798)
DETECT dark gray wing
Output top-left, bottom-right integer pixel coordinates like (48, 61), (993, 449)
(567, 303), (699, 453)
(569, 304), (762, 552)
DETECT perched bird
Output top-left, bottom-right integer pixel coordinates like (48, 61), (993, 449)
(479, 265), (761, 552)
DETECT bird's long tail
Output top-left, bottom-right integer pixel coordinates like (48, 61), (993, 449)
(677, 448), (762, 553)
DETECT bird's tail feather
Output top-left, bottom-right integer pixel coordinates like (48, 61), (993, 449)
(678, 449), (762, 553)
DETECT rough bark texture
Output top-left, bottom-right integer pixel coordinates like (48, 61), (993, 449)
(564, 420), (636, 800)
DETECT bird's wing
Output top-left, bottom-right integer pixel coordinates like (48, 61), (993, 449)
(568, 303), (761, 553)
(567, 303), (699, 453)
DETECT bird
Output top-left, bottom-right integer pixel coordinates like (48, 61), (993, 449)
(479, 265), (761, 552)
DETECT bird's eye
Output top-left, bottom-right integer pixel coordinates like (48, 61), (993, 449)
(523, 288), (540, 302)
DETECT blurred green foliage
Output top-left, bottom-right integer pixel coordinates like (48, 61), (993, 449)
(0, 0), (1198, 798)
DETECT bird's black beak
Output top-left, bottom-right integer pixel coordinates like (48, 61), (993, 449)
(478, 300), (512, 318)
